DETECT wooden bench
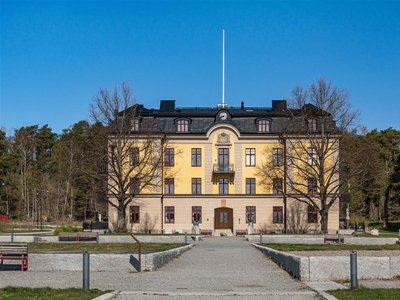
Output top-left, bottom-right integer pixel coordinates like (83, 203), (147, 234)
(324, 234), (344, 244)
(0, 244), (28, 271)
(235, 230), (247, 236)
(200, 230), (212, 236)
(58, 231), (99, 243)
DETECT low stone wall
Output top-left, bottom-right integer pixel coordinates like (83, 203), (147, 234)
(254, 244), (400, 281)
(29, 244), (193, 272)
(247, 234), (399, 245)
(0, 234), (191, 244)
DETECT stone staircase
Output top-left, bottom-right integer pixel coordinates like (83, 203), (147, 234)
(214, 229), (233, 236)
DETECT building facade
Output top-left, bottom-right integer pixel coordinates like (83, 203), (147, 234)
(108, 99), (340, 234)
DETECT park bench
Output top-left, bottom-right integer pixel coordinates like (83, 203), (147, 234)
(324, 234), (344, 244)
(235, 230), (247, 236)
(200, 230), (212, 236)
(0, 243), (28, 271)
(58, 231), (99, 243)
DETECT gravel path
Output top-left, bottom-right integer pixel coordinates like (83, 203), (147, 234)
(0, 237), (320, 300)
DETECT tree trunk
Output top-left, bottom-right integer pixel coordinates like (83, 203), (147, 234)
(383, 188), (389, 229)
(319, 209), (329, 233)
(117, 202), (127, 232)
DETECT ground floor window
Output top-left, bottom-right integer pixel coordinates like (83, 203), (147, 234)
(192, 206), (202, 224)
(130, 206), (140, 223)
(308, 206), (318, 223)
(165, 206), (175, 223)
(273, 206), (283, 223)
(246, 206), (256, 223)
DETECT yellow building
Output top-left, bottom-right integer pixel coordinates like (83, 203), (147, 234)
(108, 100), (340, 234)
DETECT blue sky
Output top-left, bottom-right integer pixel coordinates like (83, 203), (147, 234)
(1, 0), (399, 135)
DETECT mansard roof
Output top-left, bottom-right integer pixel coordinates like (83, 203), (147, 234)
(130, 100), (339, 135)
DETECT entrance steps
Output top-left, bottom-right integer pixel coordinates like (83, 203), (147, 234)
(214, 229), (233, 236)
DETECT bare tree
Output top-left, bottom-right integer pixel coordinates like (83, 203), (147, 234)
(89, 82), (169, 231)
(258, 78), (364, 233)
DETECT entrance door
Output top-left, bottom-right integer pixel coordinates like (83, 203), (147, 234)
(214, 207), (233, 230)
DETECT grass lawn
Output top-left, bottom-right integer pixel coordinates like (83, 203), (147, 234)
(328, 287), (400, 300)
(0, 287), (110, 300)
(261, 243), (400, 251)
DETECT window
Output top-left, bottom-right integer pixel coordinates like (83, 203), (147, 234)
(246, 178), (256, 194)
(273, 148), (283, 166)
(129, 147), (139, 167)
(273, 206), (283, 223)
(192, 178), (201, 194)
(307, 148), (317, 166)
(131, 118), (140, 131)
(164, 178), (174, 194)
(176, 119), (189, 132)
(273, 178), (283, 194)
(245, 148), (256, 166)
(218, 148), (229, 171)
(165, 206), (175, 223)
(308, 118), (317, 131)
(246, 206), (256, 223)
(192, 206), (202, 223)
(164, 148), (174, 166)
(258, 119), (270, 132)
(130, 206), (140, 223)
(308, 177), (318, 195)
(219, 178), (229, 194)
(130, 177), (140, 195)
(308, 206), (318, 223)
(191, 148), (201, 166)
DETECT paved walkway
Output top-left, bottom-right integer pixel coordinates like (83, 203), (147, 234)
(97, 236), (324, 300)
(0, 236), (344, 299)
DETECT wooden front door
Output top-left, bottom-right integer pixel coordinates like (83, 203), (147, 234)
(215, 207), (233, 230)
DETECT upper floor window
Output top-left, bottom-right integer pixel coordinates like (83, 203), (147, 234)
(308, 177), (318, 195)
(307, 148), (317, 166)
(165, 178), (174, 194)
(176, 119), (189, 132)
(245, 148), (256, 166)
(130, 177), (140, 195)
(129, 147), (139, 167)
(219, 178), (229, 194)
(131, 118), (140, 131)
(273, 148), (283, 166)
(191, 148), (201, 166)
(246, 178), (256, 194)
(308, 118), (317, 131)
(130, 206), (140, 223)
(273, 178), (283, 194)
(192, 178), (201, 194)
(164, 148), (174, 166)
(258, 119), (270, 132)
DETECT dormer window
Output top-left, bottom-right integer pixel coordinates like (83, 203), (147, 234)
(176, 119), (189, 132)
(308, 118), (317, 131)
(131, 118), (140, 131)
(258, 119), (270, 132)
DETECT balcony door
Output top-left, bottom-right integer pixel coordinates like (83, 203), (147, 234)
(218, 148), (229, 172)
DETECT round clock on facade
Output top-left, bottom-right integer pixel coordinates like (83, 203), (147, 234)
(219, 111), (228, 120)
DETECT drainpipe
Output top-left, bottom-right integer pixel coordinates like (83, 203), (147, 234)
(282, 135), (287, 233)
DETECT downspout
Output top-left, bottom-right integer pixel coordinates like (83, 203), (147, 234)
(282, 135), (287, 233)
(161, 135), (165, 233)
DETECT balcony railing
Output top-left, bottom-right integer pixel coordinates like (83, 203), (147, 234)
(212, 163), (235, 173)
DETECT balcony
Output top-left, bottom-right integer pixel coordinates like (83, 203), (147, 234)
(212, 163), (235, 184)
